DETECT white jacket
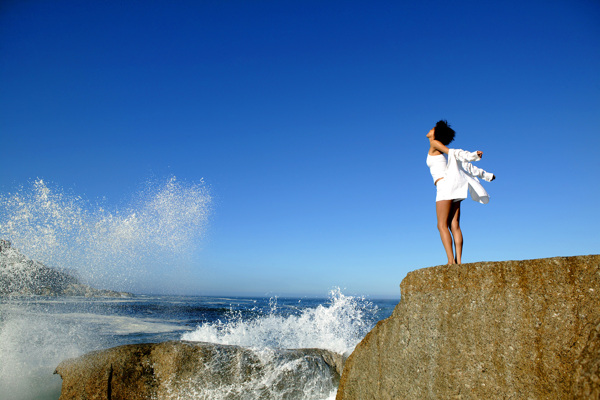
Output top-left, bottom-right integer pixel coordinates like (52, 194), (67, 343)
(446, 149), (494, 204)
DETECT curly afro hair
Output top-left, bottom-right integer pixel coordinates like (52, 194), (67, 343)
(434, 120), (455, 145)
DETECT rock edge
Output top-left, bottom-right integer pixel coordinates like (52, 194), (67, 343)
(337, 255), (600, 399)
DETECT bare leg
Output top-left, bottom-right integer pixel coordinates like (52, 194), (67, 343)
(436, 200), (455, 264)
(449, 201), (463, 264)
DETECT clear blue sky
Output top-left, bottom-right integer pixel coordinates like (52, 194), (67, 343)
(1, 0), (599, 297)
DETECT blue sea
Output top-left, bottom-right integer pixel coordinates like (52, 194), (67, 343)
(0, 290), (397, 400)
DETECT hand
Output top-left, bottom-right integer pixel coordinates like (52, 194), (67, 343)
(476, 151), (483, 158)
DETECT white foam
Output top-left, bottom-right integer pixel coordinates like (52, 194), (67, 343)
(0, 307), (87, 400)
(159, 345), (340, 400)
(182, 288), (377, 356)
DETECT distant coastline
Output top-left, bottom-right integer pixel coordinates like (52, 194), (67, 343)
(0, 239), (132, 298)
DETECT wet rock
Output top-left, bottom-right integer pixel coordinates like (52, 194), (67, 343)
(55, 341), (344, 399)
(337, 255), (600, 399)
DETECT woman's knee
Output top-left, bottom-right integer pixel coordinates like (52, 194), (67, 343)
(450, 220), (461, 232)
(438, 221), (449, 232)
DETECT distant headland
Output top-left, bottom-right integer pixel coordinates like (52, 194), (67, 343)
(0, 239), (132, 298)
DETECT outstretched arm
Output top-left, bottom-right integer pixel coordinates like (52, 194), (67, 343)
(451, 148), (483, 162)
(461, 161), (495, 182)
(432, 142), (484, 160)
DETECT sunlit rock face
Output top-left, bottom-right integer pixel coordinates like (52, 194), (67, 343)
(337, 255), (600, 400)
(55, 341), (345, 400)
(0, 240), (130, 297)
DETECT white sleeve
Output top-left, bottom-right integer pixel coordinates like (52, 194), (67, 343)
(450, 148), (481, 162)
(461, 161), (494, 182)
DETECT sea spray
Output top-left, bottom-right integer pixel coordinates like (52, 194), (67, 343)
(0, 176), (211, 291)
(182, 288), (377, 355)
(0, 176), (211, 400)
(0, 301), (89, 400)
(0, 296), (195, 400)
(0, 293), (388, 400)
(155, 345), (342, 400)
(0, 178), (384, 400)
(178, 289), (379, 399)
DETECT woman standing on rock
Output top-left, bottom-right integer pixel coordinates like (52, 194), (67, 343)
(426, 120), (495, 265)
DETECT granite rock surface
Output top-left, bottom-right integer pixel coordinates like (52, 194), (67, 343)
(55, 340), (345, 400)
(337, 255), (600, 399)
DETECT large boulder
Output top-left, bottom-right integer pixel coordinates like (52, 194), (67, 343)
(55, 340), (345, 400)
(337, 255), (600, 399)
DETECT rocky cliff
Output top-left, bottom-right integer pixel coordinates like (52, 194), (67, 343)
(55, 341), (345, 400)
(0, 239), (132, 297)
(337, 255), (600, 399)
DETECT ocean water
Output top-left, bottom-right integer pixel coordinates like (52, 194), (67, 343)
(0, 179), (398, 399)
(0, 290), (397, 400)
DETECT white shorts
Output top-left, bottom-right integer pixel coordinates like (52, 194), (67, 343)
(435, 178), (463, 202)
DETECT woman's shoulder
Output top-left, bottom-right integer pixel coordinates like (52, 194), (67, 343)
(430, 140), (450, 155)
